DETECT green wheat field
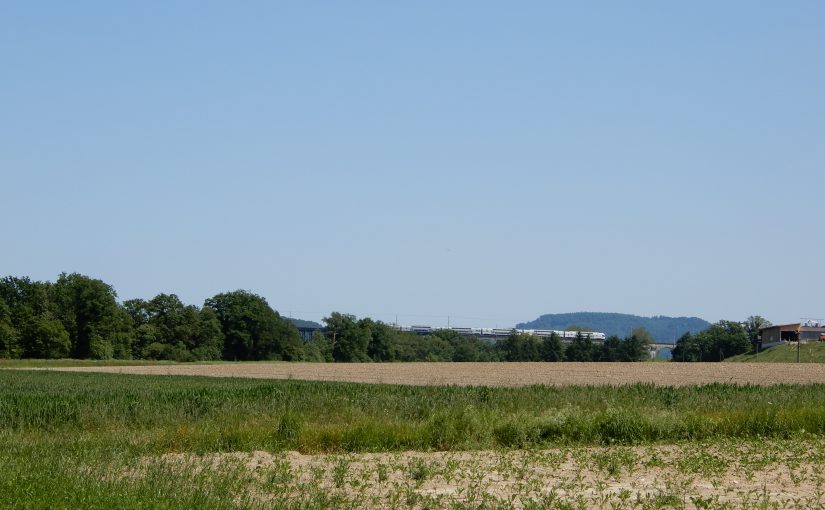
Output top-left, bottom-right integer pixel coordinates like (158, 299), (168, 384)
(4, 369), (825, 509)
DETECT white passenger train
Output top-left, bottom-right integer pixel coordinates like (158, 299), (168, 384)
(398, 325), (606, 340)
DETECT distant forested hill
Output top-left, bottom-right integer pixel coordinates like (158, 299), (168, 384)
(516, 312), (710, 343)
(286, 318), (322, 329)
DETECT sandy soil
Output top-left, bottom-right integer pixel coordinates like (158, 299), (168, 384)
(136, 443), (825, 509)
(35, 361), (825, 386)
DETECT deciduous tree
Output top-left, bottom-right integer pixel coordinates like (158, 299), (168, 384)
(743, 315), (772, 350)
(565, 333), (596, 361)
(205, 290), (301, 361)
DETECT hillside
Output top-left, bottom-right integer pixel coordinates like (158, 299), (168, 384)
(516, 312), (710, 343)
(727, 342), (825, 362)
(286, 317), (322, 329)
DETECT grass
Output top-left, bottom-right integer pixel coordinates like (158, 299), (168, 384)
(5, 370), (825, 508)
(6, 370), (825, 449)
(727, 342), (825, 362)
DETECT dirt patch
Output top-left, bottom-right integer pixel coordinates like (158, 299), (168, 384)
(33, 362), (825, 386)
(133, 442), (825, 509)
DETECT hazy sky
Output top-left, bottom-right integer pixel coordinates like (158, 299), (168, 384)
(2, 2), (823, 327)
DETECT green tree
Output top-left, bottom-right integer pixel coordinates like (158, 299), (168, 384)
(450, 336), (481, 361)
(671, 321), (750, 361)
(0, 276), (50, 324)
(631, 327), (655, 344)
(192, 307), (225, 360)
(0, 276), (70, 359)
(621, 334), (650, 361)
(324, 312), (371, 362)
(51, 273), (131, 359)
(499, 332), (541, 361)
(596, 335), (624, 361)
(431, 329), (493, 362)
(301, 330), (332, 362)
(0, 299), (21, 358)
(362, 319), (397, 361)
(594, 334), (649, 362)
(123, 298), (150, 327)
(205, 290), (302, 361)
(539, 332), (565, 361)
(565, 332), (596, 361)
(140, 293), (222, 360)
(743, 315), (772, 351)
(123, 299), (153, 358)
(22, 314), (71, 358)
(671, 331), (705, 362)
(418, 335), (454, 361)
(709, 320), (751, 360)
(392, 330), (456, 361)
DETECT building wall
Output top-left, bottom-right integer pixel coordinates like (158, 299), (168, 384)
(760, 326), (785, 344)
(800, 327), (825, 342)
(761, 325), (825, 343)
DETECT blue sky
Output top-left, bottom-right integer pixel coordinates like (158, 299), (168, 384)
(2, 2), (823, 327)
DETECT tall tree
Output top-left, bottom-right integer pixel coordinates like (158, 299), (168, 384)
(21, 313), (71, 358)
(499, 332), (541, 361)
(630, 327), (655, 344)
(672, 331), (705, 362)
(51, 273), (130, 359)
(192, 307), (225, 361)
(301, 330), (333, 362)
(205, 290), (301, 361)
(596, 335), (624, 361)
(324, 312), (371, 362)
(565, 332), (596, 361)
(123, 298), (153, 358)
(540, 332), (565, 361)
(363, 319), (397, 362)
(0, 276), (70, 358)
(0, 298), (21, 358)
(671, 321), (750, 361)
(621, 334), (650, 361)
(709, 320), (751, 360)
(743, 315), (772, 350)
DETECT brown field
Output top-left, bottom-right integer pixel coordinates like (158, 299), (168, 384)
(37, 361), (825, 386)
(138, 440), (825, 509)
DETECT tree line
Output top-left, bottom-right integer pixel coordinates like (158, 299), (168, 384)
(303, 312), (651, 363)
(0, 274), (304, 361)
(670, 316), (770, 362)
(0, 273), (652, 362)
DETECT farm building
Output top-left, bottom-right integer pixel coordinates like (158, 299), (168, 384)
(760, 322), (825, 346)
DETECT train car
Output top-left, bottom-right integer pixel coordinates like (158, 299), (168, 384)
(396, 324), (606, 341)
(533, 329), (562, 337)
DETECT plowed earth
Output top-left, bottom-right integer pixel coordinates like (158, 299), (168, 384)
(131, 441), (825, 509)
(39, 362), (825, 386)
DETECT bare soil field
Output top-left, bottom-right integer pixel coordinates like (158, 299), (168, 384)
(134, 441), (825, 509)
(38, 361), (825, 386)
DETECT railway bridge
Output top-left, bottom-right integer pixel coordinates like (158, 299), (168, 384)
(647, 343), (674, 358)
